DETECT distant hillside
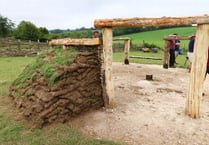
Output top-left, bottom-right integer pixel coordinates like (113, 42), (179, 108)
(117, 26), (196, 49)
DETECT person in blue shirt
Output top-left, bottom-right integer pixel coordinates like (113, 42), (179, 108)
(173, 33), (181, 64)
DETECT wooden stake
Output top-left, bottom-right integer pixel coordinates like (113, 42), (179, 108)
(185, 24), (209, 118)
(124, 39), (130, 64)
(163, 40), (170, 69)
(102, 28), (116, 108)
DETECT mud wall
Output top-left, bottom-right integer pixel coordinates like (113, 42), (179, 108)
(9, 46), (104, 128)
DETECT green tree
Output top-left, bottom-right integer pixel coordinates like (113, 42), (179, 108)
(0, 15), (14, 37)
(39, 27), (49, 41)
(14, 21), (39, 40)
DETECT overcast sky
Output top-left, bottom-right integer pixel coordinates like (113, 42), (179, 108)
(0, 0), (209, 30)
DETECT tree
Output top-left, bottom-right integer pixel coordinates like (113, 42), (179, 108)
(39, 27), (49, 41)
(14, 21), (39, 40)
(0, 15), (14, 37)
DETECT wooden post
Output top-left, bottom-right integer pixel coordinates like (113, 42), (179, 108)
(62, 45), (67, 50)
(163, 40), (170, 69)
(124, 39), (130, 64)
(185, 23), (209, 118)
(163, 35), (191, 69)
(102, 28), (116, 108)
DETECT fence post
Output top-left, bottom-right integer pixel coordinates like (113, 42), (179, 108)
(124, 39), (130, 64)
(185, 23), (209, 118)
(18, 39), (21, 50)
(102, 27), (115, 108)
(37, 39), (40, 49)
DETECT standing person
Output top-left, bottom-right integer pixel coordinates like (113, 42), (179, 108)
(174, 33), (181, 64)
(92, 30), (99, 38)
(169, 36), (176, 68)
(205, 46), (209, 77)
(187, 34), (195, 72)
(202, 46), (209, 96)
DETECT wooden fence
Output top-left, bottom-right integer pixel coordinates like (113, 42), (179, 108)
(0, 38), (49, 56)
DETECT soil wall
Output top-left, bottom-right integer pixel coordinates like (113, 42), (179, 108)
(9, 46), (104, 128)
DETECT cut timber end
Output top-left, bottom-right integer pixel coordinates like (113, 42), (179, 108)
(196, 18), (209, 24)
(94, 15), (209, 28)
(49, 38), (102, 46)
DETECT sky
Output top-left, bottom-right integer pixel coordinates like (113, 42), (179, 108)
(0, 0), (209, 30)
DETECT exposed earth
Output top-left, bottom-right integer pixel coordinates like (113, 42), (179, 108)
(71, 62), (209, 145)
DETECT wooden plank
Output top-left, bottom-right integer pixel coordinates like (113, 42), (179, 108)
(49, 38), (102, 46)
(163, 35), (192, 40)
(113, 38), (130, 41)
(103, 28), (116, 108)
(130, 55), (162, 60)
(185, 24), (209, 118)
(94, 15), (209, 28)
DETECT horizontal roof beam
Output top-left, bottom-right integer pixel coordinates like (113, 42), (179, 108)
(94, 15), (209, 28)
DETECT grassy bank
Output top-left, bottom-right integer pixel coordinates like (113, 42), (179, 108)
(0, 56), (124, 145)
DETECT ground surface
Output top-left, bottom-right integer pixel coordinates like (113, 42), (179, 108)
(71, 62), (209, 145)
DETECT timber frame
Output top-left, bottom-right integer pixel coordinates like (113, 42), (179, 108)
(94, 15), (209, 117)
(113, 37), (130, 64)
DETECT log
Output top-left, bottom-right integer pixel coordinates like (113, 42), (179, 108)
(102, 28), (116, 108)
(163, 35), (192, 40)
(49, 38), (102, 46)
(185, 23), (209, 118)
(113, 38), (130, 41)
(94, 15), (209, 28)
(124, 39), (130, 64)
(163, 40), (170, 69)
(130, 55), (162, 60)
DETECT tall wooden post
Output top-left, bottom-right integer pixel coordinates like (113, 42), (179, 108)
(124, 39), (130, 64)
(185, 23), (209, 118)
(163, 40), (170, 69)
(102, 28), (116, 108)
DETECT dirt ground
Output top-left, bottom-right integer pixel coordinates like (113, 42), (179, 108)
(71, 62), (209, 145)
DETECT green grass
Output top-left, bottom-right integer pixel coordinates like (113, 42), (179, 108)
(0, 57), (36, 97)
(114, 50), (189, 68)
(117, 26), (196, 49)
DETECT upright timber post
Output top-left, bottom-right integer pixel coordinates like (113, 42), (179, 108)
(185, 23), (209, 118)
(102, 28), (116, 108)
(124, 39), (130, 64)
(163, 40), (170, 69)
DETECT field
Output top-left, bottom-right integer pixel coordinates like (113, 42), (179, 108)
(117, 26), (196, 49)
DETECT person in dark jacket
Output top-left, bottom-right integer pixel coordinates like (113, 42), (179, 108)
(187, 34), (195, 72)
(174, 33), (181, 64)
(205, 46), (209, 77)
